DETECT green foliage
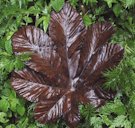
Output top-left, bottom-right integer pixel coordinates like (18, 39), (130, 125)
(82, 0), (97, 5)
(104, 0), (117, 8)
(0, 0), (135, 127)
(83, 14), (95, 27)
(125, 0), (135, 8)
(69, 0), (78, 7)
(51, 0), (64, 12)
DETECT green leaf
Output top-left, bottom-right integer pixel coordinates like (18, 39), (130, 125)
(104, 0), (117, 8)
(90, 116), (103, 128)
(0, 97), (10, 112)
(82, 0), (97, 5)
(2, 86), (12, 97)
(6, 124), (16, 128)
(43, 15), (50, 32)
(10, 98), (19, 112)
(80, 104), (95, 121)
(83, 15), (92, 27)
(9, 90), (16, 99)
(113, 4), (122, 17)
(17, 103), (25, 116)
(125, 0), (135, 8)
(35, 15), (50, 32)
(17, 117), (28, 128)
(14, 58), (24, 70)
(110, 115), (131, 128)
(18, 52), (31, 61)
(35, 16), (45, 27)
(100, 98), (126, 116)
(51, 0), (64, 12)
(101, 115), (111, 126)
(5, 40), (13, 54)
(0, 112), (9, 123)
(5, 60), (14, 72)
(23, 16), (33, 24)
(28, 124), (37, 128)
(6, 31), (14, 40)
(69, 0), (78, 7)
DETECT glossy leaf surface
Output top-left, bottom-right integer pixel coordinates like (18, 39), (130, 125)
(11, 3), (124, 128)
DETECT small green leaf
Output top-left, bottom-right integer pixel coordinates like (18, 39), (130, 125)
(110, 115), (130, 128)
(101, 115), (111, 126)
(82, 0), (97, 5)
(28, 124), (37, 128)
(5, 60), (14, 72)
(35, 15), (50, 32)
(6, 31), (14, 40)
(43, 15), (50, 32)
(9, 90), (16, 99)
(100, 98), (126, 116)
(83, 15), (92, 27)
(9, 98), (19, 112)
(19, 53), (31, 61)
(6, 124), (16, 128)
(17, 104), (25, 116)
(51, 0), (64, 12)
(0, 112), (9, 123)
(113, 4), (122, 17)
(2, 87), (12, 97)
(69, 0), (78, 7)
(90, 116), (103, 128)
(17, 117), (28, 128)
(5, 40), (13, 54)
(14, 58), (24, 70)
(125, 0), (135, 8)
(23, 16), (33, 24)
(0, 97), (10, 112)
(35, 16), (45, 27)
(104, 0), (117, 8)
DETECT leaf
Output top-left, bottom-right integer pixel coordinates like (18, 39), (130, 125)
(0, 112), (9, 123)
(90, 116), (103, 128)
(5, 40), (13, 54)
(104, 0), (117, 8)
(35, 15), (50, 32)
(14, 57), (24, 70)
(113, 4), (122, 17)
(10, 98), (19, 112)
(100, 98), (126, 115)
(11, 2), (124, 127)
(5, 124), (16, 128)
(23, 16), (33, 24)
(43, 15), (50, 32)
(17, 117), (29, 128)
(51, 0), (64, 12)
(69, 0), (78, 7)
(11, 67), (66, 102)
(101, 115), (111, 126)
(82, 0), (97, 5)
(0, 97), (10, 112)
(109, 115), (131, 128)
(83, 15), (92, 27)
(17, 103), (25, 116)
(28, 124), (37, 128)
(125, 0), (135, 8)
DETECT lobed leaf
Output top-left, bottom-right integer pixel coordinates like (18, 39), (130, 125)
(11, 2), (124, 128)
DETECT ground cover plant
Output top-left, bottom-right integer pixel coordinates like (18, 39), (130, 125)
(0, 0), (135, 128)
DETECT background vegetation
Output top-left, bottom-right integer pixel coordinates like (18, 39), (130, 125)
(0, 0), (135, 127)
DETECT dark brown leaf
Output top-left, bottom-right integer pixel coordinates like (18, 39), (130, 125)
(11, 68), (66, 102)
(11, 2), (124, 128)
